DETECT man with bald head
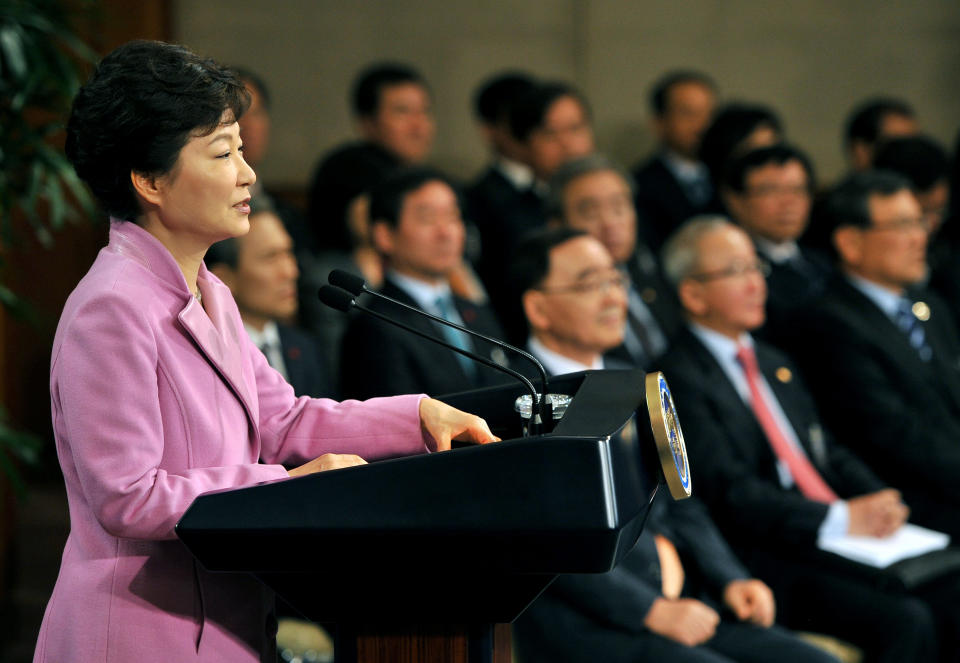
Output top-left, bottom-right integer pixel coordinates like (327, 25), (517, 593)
(655, 217), (960, 663)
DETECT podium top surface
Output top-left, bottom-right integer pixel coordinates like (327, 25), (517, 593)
(177, 370), (666, 577)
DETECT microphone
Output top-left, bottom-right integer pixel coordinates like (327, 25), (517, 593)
(318, 285), (545, 435)
(328, 269), (551, 423)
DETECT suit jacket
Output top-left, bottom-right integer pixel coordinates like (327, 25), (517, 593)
(514, 492), (749, 663)
(604, 249), (684, 369)
(467, 166), (547, 344)
(632, 154), (712, 251)
(35, 222), (430, 663)
(755, 244), (833, 343)
(339, 277), (513, 399)
(277, 323), (335, 399)
(778, 276), (960, 527)
(655, 327), (884, 553)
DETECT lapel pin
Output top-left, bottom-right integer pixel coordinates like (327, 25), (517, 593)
(912, 301), (931, 322)
(775, 366), (792, 383)
(641, 287), (658, 304)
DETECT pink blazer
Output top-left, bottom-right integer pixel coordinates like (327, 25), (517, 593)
(34, 221), (432, 663)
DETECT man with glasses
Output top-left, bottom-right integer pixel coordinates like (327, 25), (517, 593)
(780, 170), (960, 545)
(721, 145), (832, 340)
(548, 155), (683, 370)
(656, 216), (947, 663)
(510, 226), (837, 663)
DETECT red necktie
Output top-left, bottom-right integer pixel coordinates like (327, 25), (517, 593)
(735, 344), (838, 503)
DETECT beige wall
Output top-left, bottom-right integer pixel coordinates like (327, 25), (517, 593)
(174, 0), (960, 189)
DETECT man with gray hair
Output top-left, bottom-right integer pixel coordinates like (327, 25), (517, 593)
(655, 216), (952, 663)
(510, 225), (837, 663)
(548, 154), (681, 368)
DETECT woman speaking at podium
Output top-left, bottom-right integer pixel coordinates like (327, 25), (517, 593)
(32, 40), (496, 663)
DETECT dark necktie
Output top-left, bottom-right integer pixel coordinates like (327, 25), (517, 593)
(684, 173), (712, 207)
(258, 342), (274, 368)
(895, 299), (933, 362)
(434, 295), (477, 379)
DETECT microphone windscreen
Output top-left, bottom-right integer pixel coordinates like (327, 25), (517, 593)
(317, 285), (356, 312)
(329, 269), (365, 295)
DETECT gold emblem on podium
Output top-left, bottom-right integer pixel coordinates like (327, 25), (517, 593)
(645, 372), (692, 500)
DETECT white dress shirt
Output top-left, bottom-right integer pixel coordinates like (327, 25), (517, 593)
(528, 336), (604, 376)
(244, 319), (288, 381)
(689, 323), (848, 539)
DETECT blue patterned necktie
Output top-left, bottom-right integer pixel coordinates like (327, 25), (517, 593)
(895, 299), (932, 362)
(434, 295), (477, 379)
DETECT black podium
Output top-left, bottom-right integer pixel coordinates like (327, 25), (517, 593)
(177, 369), (690, 662)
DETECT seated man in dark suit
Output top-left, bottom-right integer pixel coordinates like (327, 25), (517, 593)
(632, 70), (718, 251)
(844, 97), (918, 172)
(780, 171), (960, 542)
(476, 80), (596, 343)
(510, 227), (838, 663)
(339, 168), (511, 399)
(206, 204), (334, 398)
(306, 62), (434, 256)
(720, 144), (832, 338)
(548, 154), (683, 369)
(657, 217), (957, 663)
(466, 71), (539, 249)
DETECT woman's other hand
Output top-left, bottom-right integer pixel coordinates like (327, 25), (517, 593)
(287, 453), (367, 477)
(419, 398), (500, 451)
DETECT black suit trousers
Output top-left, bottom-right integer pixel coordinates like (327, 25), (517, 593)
(514, 596), (837, 663)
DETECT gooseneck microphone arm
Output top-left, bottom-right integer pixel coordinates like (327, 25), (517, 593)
(328, 269), (550, 423)
(317, 285), (543, 435)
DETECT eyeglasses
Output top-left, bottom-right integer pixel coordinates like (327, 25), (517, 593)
(863, 216), (933, 233)
(688, 258), (771, 282)
(537, 273), (629, 295)
(745, 184), (810, 198)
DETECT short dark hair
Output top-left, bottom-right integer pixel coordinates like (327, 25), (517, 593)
(649, 70), (716, 116)
(509, 81), (591, 143)
(511, 227), (589, 297)
(473, 71), (537, 125)
(698, 103), (783, 183)
(873, 135), (948, 193)
(827, 170), (913, 232)
(351, 62), (428, 118)
(721, 143), (815, 194)
(844, 97), (915, 148)
(368, 167), (461, 229)
(232, 66), (271, 110)
(546, 154), (635, 221)
(66, 40), (250, 222)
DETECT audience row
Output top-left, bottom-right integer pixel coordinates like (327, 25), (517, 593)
(208, 62), (960, 663)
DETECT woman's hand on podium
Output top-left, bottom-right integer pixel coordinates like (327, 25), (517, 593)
(287, 454), (368, 477)
(418, 397), (500, 451)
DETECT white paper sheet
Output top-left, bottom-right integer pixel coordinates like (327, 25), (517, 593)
(818, 523), (950, 568)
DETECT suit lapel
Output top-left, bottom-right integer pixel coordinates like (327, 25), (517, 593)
(835, 280), (939, 380)
(651, 158), (696, 221)
(178, 280), (258, 430)
(678, 330), (772, 464)
(755, 346), (828, 469)
(381, 280), (472, 382)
